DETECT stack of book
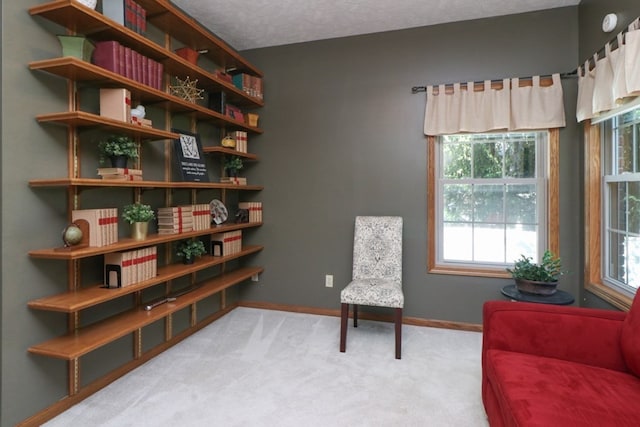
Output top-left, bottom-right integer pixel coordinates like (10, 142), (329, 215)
(71, 208), (118, 247)
(102, 0), (147, 35)
(232, 73), (263, 99)
(232, 131), (248, 153)
(238, 202), (262, 223)
(93, 40), (164, 90)
(157, 206), (193, 234)
(191, 204), (210, 231)
(104, 246), (157, 288)
(97, 167), (143, 181)
(210, 230), (242, 257)
(220, 177), (247, 185)
(100, 88), (131, 122)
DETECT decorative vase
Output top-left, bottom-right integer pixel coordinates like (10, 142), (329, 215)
(57, 35), (95, 61)
(110, 155), (128, 168)
(515, 278), (558, 296)
(131, 222), (148, 241)
(247, 113), (259, 127)
(74, 0), (98, 10)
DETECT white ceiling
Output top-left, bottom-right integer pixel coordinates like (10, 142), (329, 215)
(172, 0), (581, 51)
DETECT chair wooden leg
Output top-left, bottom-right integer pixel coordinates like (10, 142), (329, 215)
(353, 304), (358, 327)
(395, 307), (402, 359)
(340, 303), (348, 353)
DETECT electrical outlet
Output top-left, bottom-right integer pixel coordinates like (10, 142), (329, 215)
(325, 274), (333, 288)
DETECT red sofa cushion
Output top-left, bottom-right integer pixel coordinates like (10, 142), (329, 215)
(486, 349), (640, 426)
(621, 291), (640, 377)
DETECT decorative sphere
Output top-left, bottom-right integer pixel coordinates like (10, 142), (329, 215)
(62, 224), (83, 246)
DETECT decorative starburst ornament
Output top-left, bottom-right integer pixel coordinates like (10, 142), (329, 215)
(170, 76), (204, 103)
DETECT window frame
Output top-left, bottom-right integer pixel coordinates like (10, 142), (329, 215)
(427, 129), (560, 278)
(585, 118), (636, 310)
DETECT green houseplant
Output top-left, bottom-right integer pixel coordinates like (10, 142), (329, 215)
(122, 203), (155, 240)
(224, 155), (243, 177)
(176, 239), (207, 264)
(506, 250), (563, 295)
(98, 135), (139, 167)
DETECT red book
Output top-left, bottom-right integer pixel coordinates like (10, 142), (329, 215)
(124, 47), (132, 80)
(141, 56), (148, 86)
(117, 43), (125, 76)
(92, 41), (120, 73)
(156, 62), (164, 90)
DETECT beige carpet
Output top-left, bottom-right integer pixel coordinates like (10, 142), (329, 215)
(44, 307), (488, 426)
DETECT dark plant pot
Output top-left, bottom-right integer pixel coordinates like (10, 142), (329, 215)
(515, 278), (558, 296)
(110, 155), (128, 168)
(183, 257), (194, 265)
(226, 168), (238, 177)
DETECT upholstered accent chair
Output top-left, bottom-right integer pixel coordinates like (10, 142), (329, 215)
(339, 216), (404, 359)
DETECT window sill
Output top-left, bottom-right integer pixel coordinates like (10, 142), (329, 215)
(585, 282), (633, 312)
(429, 265), (511, 279)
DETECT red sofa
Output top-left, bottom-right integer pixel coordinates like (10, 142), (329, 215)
(482, 291), (640, 426)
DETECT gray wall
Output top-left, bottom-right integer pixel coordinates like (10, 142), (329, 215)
(239, 7), (582, 322)
(3, 0), (640, 425)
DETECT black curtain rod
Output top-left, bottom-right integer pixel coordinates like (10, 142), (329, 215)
(411, 71), (577, 94)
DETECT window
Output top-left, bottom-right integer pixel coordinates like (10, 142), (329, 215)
(427, 130), (559, 277)
(599, 107), (640, 299)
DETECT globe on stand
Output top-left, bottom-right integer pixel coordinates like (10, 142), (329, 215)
(62, 223), (84, 247)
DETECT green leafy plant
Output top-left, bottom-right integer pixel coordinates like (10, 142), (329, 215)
(98, 135), (139, 165)
(506, 250), (563, 282)
(176, 239), (207, 261)
(122, 203), (155, 224)
(224, 155), (243, 173)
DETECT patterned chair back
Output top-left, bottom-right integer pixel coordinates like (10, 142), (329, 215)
(352, 216), (403, 283)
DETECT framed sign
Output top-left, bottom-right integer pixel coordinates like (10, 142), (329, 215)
(172, 129), (209, 182)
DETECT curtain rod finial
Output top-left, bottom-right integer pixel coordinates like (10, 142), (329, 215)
(412, 86), (427, 94)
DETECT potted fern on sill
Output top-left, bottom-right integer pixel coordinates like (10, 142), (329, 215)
(506, 250), (563, 296)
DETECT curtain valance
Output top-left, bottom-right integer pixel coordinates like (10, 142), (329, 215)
(424, 74), (565, 136)
(577, 17), (640, 123)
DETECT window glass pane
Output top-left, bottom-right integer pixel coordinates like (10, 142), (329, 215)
(473, 184), (504, 222)
(625, 235), (640, 290)
(506, 224), (537, 260)
(629, 182), (640, 235)
(608, 231), (624, 283)
(608, 182), (625, 232)
(443, 184), (472, 221)
(617, 124), (634, 174)
(504, 139), (536, 178)
(473, 142), (503, 178)
(443, 143), (471, 179)
(506, 184), (537, 224)
(443, 223), (472, 261)
(473, 224), (505, 263)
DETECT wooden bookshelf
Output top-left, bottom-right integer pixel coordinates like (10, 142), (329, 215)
(28, 245), (263, 312)
(203, 146), (258, 160)
(28, 266), (263, 360)
(28, 177), (263, 191)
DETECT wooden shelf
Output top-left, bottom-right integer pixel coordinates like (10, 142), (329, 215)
(203, 146), (258, 161)
(36, 111), (179, 140)
(28, 266), (263, 360)
(135, 0), (262, 76)
(28, 177), (263, 191)
(29, 222), (262, 260)
(28, 0), (263, 106)
(29, 58), (264, 133)
(28, 245), (263, 312)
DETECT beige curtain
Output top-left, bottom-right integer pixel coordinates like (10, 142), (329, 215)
(578, 17), (640, 123)
(424, 75), (565, 136)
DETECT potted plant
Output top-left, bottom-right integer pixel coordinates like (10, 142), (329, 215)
(98, 135), (139, 167)
(224, 155), (243, 177)
(506, 250), (563, 296)
(176, 239), (207, 264)
(122, 203), (155, 240)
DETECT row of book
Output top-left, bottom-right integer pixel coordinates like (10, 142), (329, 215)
(157, 204), (210, 234)
(232, 131), (248, 153)
(93, 40), (164, 90)
(104, 246), (157, 288)
(102, 0), (147, 35)
(220, 177), (247, 185)
(97, 167), (143, 181)
(72, 208), (119, 247)
(238, 202), (263, 223)
(232, 73), (264, 100)
(210, 230), (242, 257)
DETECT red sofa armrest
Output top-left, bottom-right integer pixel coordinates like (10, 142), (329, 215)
(482, 300), (627, 372)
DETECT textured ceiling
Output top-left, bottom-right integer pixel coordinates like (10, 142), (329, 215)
(172, 0), (581, 51)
